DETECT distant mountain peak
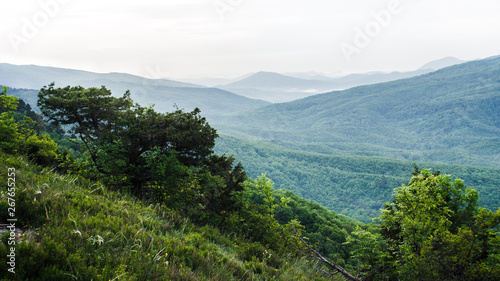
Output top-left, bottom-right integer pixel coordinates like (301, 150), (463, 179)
(219, 71), (316, 89)
(418, 57), (466, 71)
(252, 71), (291, 78)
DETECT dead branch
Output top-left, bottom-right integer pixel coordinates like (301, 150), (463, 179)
(292, 222), (362, 281)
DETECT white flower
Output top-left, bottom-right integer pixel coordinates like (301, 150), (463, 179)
(95, 235), (104, 245)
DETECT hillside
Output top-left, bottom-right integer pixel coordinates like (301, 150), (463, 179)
(1, 88), (371, 280)
(213, 56), (500, 168)
(215, 135), (500, 222)
(0, 64), (270, 117)
(0, 152), (347, 280)
(0, 63), (200, 90)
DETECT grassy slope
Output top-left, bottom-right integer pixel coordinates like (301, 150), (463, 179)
(0, 153), (337, 281)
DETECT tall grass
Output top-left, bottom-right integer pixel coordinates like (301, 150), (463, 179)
(0, 153), (337, 280)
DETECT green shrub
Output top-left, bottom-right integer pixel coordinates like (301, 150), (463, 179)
(23, 134), (59, 166)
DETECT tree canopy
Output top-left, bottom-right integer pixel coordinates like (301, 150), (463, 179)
(38, 84), (218, 191)
(345, 167), (500, 280)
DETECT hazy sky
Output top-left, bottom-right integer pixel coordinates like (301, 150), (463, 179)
(1, 0), (500, 79)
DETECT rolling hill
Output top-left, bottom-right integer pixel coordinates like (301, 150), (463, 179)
(213, 56), (500, 168)
(0, 63), (200, 89)
(0, 64), (270, 117)
(3, 57), (497, 224)
(216, 57), (467, 103)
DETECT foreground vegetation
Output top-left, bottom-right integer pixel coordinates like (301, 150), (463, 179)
(0, 152), (340, 280)
(1, 84), (499, 280)
(0, 85), (364, 280)
(344, 167), (500, 280)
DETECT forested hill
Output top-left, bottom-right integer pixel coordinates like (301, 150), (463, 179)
(215, 134), (500, 222)
(213, 56), (500, 168)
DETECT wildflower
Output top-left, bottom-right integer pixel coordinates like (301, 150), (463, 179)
(95, 235), (104, 245)
(88, 235), (104, 245)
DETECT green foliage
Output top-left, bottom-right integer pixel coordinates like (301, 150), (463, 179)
(23, 134), (59, 166)
(227, 175), (301, 255)
(38, 84), (218, 195)
(277, 190), (375, 272)
(0, 152), (333, 280)
(0, 87), (21, 152)
(1, 86), (69, 168)
(142, 148), (192, 202)
(33, 83), (329, 277)
(2, 70), (498, 280)
(216, 134), (500, 223)
(346, 168), (500, 280)
(345, 227), (393, 279)
(36, 84), (263, 233)
(201, 154), (247, 215)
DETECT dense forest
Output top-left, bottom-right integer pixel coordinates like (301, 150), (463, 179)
(1, 84), (499, 280)
(215, 134), (500, 222)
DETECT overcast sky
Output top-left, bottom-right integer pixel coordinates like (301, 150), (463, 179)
(1, 0), (500, 79)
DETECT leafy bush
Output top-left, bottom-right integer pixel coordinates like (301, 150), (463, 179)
(345, 167), (500, 280)
(23, 134), (59, 166)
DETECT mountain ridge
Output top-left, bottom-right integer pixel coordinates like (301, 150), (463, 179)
(216, 57), (466, 103)
(0, 63), (271, 117)
(212, 56), (500, 168)
(0, 63), (202, 89)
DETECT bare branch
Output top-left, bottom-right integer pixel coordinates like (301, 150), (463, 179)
(292, 222), (362, 281)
